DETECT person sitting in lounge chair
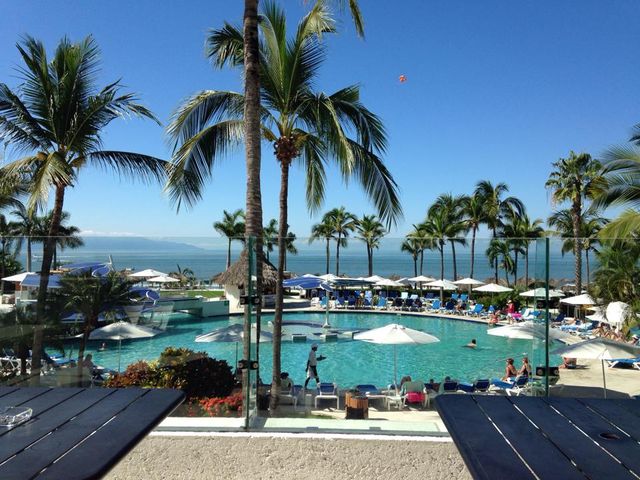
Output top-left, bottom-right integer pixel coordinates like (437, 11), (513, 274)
(503, 358), (518, 380)
(518, 357), (532, 377)
(560, 357), (577, 369)
(280, 372), (293, 392)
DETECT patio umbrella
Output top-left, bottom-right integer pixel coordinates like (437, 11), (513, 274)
(473, 283), (513, 293)
(605, 302), (632, 328)
(560, 293), (597, 320)
(552, 338), (640, 398)
(283, 276), (334, 326)
(374, 278), (404, 298)
(89, 321), (161, 372)
(586, 307), (607, 323)
(488, 321), (571, 341)
(453, 277), (484, 299)
(128, 269), (167, 279)
(519, 288), (565, 298)
(147, 275), (180, 285)
(426, 279), (457, 303)
(408, 275), (436, 295)
(364, 275), (385, 283)
(1, 272), (34, 282)
(354, 323), (439, 392)
(195, 323), (273, 369)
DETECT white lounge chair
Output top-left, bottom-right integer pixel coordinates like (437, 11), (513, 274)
(314, 382), (339, 409)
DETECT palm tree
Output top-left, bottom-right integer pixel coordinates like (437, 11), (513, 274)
(501, 210), (543, 286)
(0, 36), (166, 377)
(325, 207), (359, 276)
(461, 193), (486, 279)
(595, 143), (640, 238)
(518, 213), (544, 286)
(168, 264), (197, 288)
(0, 214), (20, 294)
(475, 180), (524, 278)
(214, 209), (245, 269)
(419, 208), (448, 280)
(546, 152), (603, 293)
(429, 194), (467, 280)
(37, 211), (84, 270)
(356, 215), (386, 276)
(309, 219), (335, 275)
(486, 239), (513, 285)
(284, 230), (297, 271)
(10, 204), (38, 272)
(401, 237), (421, 277)
(166, 1), (393, 404)
(549, 209), (607, 286)
(262, 219), (278, 261)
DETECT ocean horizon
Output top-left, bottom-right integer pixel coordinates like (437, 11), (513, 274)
(23, 235), (585, 283)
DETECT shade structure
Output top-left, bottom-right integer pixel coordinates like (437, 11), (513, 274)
(20, 273), (62, 289)
(354, 323), (439, 391)
(396, 278), (413, 286)
(318, 274), (338, 282)
(425, 279), (457, 290)
(519, 288), (565, 298)
(488, 321), (571, 341)
(363, 275), (385, 283)
(560, 293), (596, 305)
(408, 275), (436, 283)
(374, 278), (404, 288)
(128, 269), (167, 279)
(453, 277), (484, 286)
(473, 283), (513, 293)
(282, 276), (333, 291)
(552, 338), (640, 398)
(1, 272), (34, 283)
(89, 321), (161, 372)
(147, 275), (180, 284)
(605, 302), (632, 327)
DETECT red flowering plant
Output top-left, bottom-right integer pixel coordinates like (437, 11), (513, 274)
(197, 392), (244, 417)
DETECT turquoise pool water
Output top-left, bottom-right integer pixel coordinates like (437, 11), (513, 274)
(73, 312), (563, 387)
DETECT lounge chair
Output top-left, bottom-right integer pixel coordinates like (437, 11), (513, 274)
(442, 380), (459, 394)
(403, 298), (414, 311)
(355, 384), (386, 406)
(425, 293), (435, 300)
(457, 382), (475, 393)
(459, 294), (468, 302)
(347, 296), (356, 309)
(319, 296), (328, 309)
(363, 298), (372, 309)
(465, 304), (483, 316)
(426, 299), (441, 311)
(314, 382), (339, 409)
(491, 375), (528, 393)
(607, 357), (640, 370)
(473, 379), (491, 393)
(375, 297), (387, 310)
(411, 299), (423, 312)
(392, 298), (404, 310)
(400, 380), (427, 408)
(335, 296), (346, 309)
(505, 376), (530, 396)
(451, 293), (459, 301)
(278, 384), (301, 408)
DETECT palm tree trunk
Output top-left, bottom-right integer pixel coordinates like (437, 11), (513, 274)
(367, 244), (373, 276)
(0, 238), (5, 296)
(33, 185), (66, 381)
(493, 226), (498, 282)
(336, 234), (341, 276)
(26, 237), (32, 272)
(513, 251), (519, 286)
(419, 249), (424, 275)
(470, 226), (477, 278)
(325, 238), (330, 274)
(439, 246), (444, 280)
(272, 161), (290, 408)
(226, 238), (232, 269)
(572, 202), (582, 293)
(585, 249), (590, 286)
(413, 255), (417, 277)
(242, 0), (265, 406)
(451, 242), (458, 280)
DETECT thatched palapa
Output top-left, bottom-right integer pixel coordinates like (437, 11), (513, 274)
(213, 249), (278, 288)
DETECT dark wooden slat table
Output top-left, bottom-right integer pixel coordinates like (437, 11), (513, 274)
(0, 386), (184, 480)
(436, 395), (640, 480)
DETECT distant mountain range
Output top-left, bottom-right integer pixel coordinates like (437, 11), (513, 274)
(77, 236), (207, 253)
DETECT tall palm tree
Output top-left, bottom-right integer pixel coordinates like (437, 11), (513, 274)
(401, 237), (421, 278)
(10, 204), (38, 272)
(549, 208), (607, 286)
(262, 218), (278, 261)
(168, 264), (197, 288)
(475, 180), (524, 279)
(309, 218), (335, 275)
(0, 36), (166, 377)
(419, 208), (448, 280)
(37, 211), (84, 270)
(595, 143), (640, 239)
(486, 239), (513, 285)
(167, 2), (394, 403)
(325, 207), (358, 276)
(429, 193), (467, 280)
(518, 213), (544, 286)
(284, 230), (297, 271)
(501, 210), (543, 286)
(461, 193), (486, 279)
(356, 214), (386, 276)
(214, 209), (245, 269)
(0, 214), (20, 294)
(546, 151), (603, 293)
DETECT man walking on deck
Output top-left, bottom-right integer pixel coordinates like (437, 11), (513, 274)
(304, 344), (326, 390)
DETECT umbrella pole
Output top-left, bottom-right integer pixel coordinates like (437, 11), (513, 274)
(394, 345), (398, 395)
(235, 342), (238, 372)
(601, 359), (607, 399)
(118, 338), (122, 373)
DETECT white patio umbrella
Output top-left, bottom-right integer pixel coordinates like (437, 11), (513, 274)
(605, 302), (632, 328)
(1, 272), (34, 282)
(552, 338), (640, 398)
(424, 279), (458, 290)
(89, 321), (161, 372)
(586, 307), (607, 323)
(488, 321), (571, 341)
(560, 293), (595, 305)
(396, 278), (413, 286)
(128, 269), (167, 279)
(354, 323), (439, 392)
(519, 288), (565, 298)
(147, 275), (180, 284)
(408, 275), (436, 283)
(196, 323), (272, 369)
(374, 278), (404, 288)
(473, 283), (513, 293)
(364, 275), (385, 283)
(318, 274), (338, 282)
(453, 277), (484, 286)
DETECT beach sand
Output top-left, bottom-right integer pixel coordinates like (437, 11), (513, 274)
(107, 435), (470, 480)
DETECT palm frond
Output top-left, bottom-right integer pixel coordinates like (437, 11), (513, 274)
(206, 23), (244, 69)
(297, 132), (326, 213)
(86, 151), (169, 184)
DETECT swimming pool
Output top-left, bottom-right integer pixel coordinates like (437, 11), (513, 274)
(73, 312), (562, 387)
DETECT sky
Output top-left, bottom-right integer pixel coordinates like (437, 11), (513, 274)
(1, 1), (639, 240)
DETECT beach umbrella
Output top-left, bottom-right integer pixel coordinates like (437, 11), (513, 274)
(283, 276), (333, 291)
(374, 278), (404, 288)
(425, 279), (457, 290)
(519, 288), (565, 298)
(586, 307), (607, 323)
(473, 283), (513, 293)
(128, 269), (167, 279)
(453, 278), (484, 286)
(196, 323), (273, 368)
(396, 277), (413, 286)
(364, 275), (385, 283)
(147, 275), (180, 284)
(354, 323), (439, 392)
(89, 321), (161, 372)
(318, 274), (338, 282)
(408, 275), (436, 283)
(605, 302), (632, 328)
(560, 293), (595, 305)
(552, 338), (640, 398)
(1, 272), (34, 283)
(488, 321), (571, 341)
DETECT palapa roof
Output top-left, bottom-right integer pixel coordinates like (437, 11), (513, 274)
(213, 249), (278, 288)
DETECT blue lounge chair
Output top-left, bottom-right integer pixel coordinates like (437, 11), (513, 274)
(403, 298), (414, 310)
(392, 297), (404, 310)
(363, 298), (372, 309)
(457, 382), (475, 393)
(466, 304), (483, 316)
(336, 296), (346, 309)
(425, 293), (435, 300)
(442, 381), (459, 393)
(607, 357), (640, 370)
(315, 382), (339, 409)
(347, 295), (356, 309)
(427, 299), (441, 311)
(319, 296), (328, 309)
(451, 293), (459, 301)
(473, 379), (490, 393)
(375, 297), (387, 310)
(459, 294), (468, 302)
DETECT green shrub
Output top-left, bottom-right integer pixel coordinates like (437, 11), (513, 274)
(104, 361), (161, 388)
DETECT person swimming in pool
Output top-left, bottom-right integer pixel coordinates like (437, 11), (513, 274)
(464, 339), (477, 348)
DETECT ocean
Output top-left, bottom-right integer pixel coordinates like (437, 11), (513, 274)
(26, 235), (582, 283)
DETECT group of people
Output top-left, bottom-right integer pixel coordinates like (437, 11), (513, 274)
(502, 356), (531, 380)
